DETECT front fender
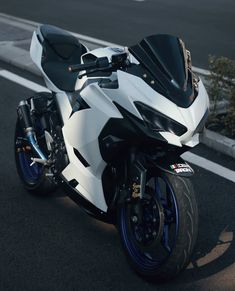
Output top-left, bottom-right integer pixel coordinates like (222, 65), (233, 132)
(118, 152), (194, 206)
(150, 153), (194, 177)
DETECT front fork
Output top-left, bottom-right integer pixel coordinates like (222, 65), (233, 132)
(119, 147), (194, 205)
(121, 152), (165, 246)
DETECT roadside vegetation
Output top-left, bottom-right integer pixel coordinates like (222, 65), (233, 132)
(206, 56), (235, 139)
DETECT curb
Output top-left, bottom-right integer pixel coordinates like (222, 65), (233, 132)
(200, 129), (235, 158)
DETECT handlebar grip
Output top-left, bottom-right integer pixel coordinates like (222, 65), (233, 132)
(68, 62), (96, 72)
(68, 57), (110, 73)
(68, 64), (80, 72)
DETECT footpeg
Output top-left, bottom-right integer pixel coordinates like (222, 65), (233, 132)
(30, 157), (49, 166)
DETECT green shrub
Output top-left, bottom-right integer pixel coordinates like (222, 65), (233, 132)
(225, 87), (235, 137)
(208, 56), (235, 138)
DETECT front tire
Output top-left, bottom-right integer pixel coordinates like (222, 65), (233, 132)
(117, 172), (198, 281)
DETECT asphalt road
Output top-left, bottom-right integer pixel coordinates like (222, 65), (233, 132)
(0, 0), (235, 68)
(0, 61), (235, 290)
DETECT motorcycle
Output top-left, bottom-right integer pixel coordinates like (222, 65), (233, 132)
(14, 24), (209, 280)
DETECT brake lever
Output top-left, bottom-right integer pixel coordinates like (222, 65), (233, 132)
(78, 64), (113, 79)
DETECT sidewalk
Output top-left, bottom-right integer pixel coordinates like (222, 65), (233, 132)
(0, 12), (234, 158)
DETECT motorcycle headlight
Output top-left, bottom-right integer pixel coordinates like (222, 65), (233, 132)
(135, 102), (187, 136)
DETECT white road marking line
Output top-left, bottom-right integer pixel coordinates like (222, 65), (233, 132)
(70, 32), (121, 48)
(0, 69), (49, 92)
(182, 152), (235, 183)
(0, 12), (120, 48)
(0, 12), (210, 76)
(0, 68), (234, 183)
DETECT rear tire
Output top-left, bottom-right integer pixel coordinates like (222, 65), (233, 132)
(117, 172), (198, 281)
(14, 95), (56, 195)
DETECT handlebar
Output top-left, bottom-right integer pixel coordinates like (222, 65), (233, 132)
(68, 52), (129, 75)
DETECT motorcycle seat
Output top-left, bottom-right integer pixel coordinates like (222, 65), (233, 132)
(40, 25), (87, 92)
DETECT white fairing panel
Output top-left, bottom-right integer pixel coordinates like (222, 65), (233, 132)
(61, 84), (122, 212)
(30, 32), (43, 69)
(102, 70), (209, 147)
(178, 80), (209, 143)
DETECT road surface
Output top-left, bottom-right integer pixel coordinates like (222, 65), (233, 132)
(0, 0), (234, 68)
(0, 60), (235, 290)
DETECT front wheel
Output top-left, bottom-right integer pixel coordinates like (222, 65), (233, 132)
(117, 172), (198, 281)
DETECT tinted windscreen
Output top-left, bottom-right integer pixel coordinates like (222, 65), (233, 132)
(129, 34), (196, 108)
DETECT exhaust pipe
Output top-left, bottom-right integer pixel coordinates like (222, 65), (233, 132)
(17, 100), (47, 162)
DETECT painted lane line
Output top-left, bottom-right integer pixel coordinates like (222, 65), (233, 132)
(70, 32), (121, 48)
(0, 69), (49, 92)
(0, 68), (234, 183)
(182, 152), (235, 183)
(0, 12), (210, 76)
(0, 12), (120, 48)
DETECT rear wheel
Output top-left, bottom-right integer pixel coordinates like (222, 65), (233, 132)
(14, 95), (56, 195)
(118, 172), (198, 281)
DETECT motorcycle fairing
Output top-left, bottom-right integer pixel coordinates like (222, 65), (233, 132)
(102, 69), (209, 147)
(60, 69), (208, 212)
(30, 30), (209, 214)
(129, 34), (196, 108)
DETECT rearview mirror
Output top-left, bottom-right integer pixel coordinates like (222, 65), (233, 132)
(111, 53), (128, 67)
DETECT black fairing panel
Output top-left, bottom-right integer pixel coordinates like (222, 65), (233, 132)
(129, 34), (195, 108)
(99, 103), (167, 163)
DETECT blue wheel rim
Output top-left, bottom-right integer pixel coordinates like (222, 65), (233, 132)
(18, 150), (43, 184)
(120, 175), (179, 271)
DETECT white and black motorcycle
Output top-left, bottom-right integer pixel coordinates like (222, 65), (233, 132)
(15, 25), (209, 280)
